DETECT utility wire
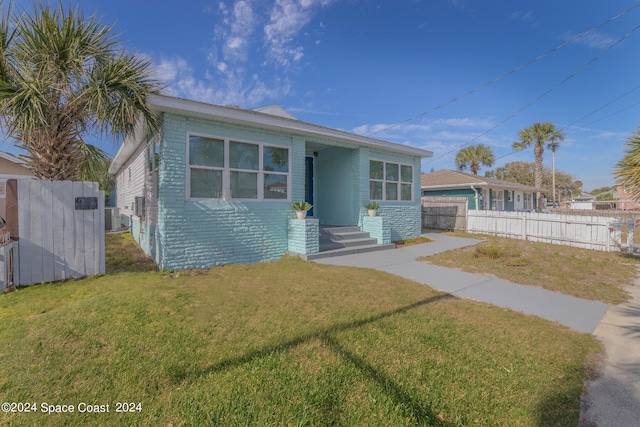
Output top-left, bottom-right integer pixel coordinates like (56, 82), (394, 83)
(424, 22), (640, 165)
(560, 84), (640, 134)
(493, 102), (640, 163)
(366, 3), (640, 138)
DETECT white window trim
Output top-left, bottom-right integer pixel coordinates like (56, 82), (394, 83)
(524, 193), (533, 210)
(186, 132), (291, 202)
(369, 159), (414, 202)
(492, 189), (504, 210)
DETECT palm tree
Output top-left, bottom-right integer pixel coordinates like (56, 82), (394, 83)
(455, 144), (495, 175)
(0, 3), (161, 180)
(512, 122), (564, 211)
(614, 128), (640, 201)
(548, 140), (559, 205)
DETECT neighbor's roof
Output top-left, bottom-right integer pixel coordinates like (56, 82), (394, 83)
(572, 192), (596, 201)
(109, 94), (433, 174)
(0, 150), (28, 165)
(421, 169), (543, 192)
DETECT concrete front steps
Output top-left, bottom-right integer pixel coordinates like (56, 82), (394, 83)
(303, 226), (395, 261)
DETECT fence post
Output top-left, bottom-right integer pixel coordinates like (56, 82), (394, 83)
(627, 218), (634, 254)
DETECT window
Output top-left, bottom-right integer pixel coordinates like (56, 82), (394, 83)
(524, 193), (533, 210)
(187, 134), (290, 200)
(369, 160), (413, 201)
(148, 136), (161, 198)
(492, 190), (504, 210)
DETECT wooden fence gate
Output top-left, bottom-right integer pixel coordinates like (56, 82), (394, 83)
(421, 196), (468, 231)
(5, 179), (105, 285)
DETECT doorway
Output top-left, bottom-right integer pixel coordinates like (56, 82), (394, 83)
(305, 156), (314, 216)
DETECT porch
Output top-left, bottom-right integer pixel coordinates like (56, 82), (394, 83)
(288, 221), (394, 261)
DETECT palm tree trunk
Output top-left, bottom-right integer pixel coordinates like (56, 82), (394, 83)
(534, 145), (544, 212)
(552, 150), (556, 205)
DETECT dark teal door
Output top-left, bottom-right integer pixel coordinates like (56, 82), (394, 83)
(305, 156), (314, 216)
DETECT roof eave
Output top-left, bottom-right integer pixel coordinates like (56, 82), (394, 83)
(147, 94), (433, 158)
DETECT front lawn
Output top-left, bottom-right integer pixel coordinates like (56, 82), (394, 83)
(422, 232), (639, 304)
(0, 234), (600, 425)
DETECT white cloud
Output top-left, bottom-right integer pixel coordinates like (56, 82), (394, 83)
(561, 31), (618, 49)
(511, 10), (536, 26)
(153, 1), (334, 107)
(155, 57), (216, 103)
(264, 0), (335, 67)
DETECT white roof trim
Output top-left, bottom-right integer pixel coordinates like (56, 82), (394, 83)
(0, 150), (28, 165)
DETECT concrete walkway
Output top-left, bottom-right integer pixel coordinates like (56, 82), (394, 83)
(580, 276), (640, 426)
(315, 232), (608, 333)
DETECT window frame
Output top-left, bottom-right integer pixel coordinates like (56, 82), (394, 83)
(186, 132), (291, 202)
(368, 159), (414, 202)
(523, 193), (533, 210)
(492, 189), (505, 210)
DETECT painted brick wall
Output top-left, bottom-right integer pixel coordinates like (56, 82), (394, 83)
(131, 217), (157, 262)
(362, 216), (391, 244)
(156, 113), (299, 270)
(358, 150), (422, 241)
(288, 218), (319, 254)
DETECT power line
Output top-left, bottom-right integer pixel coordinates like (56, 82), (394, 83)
(424, 22), (640, 165)
(366, 3), (640, 138)
(493, 101), (640, 164)
(561, 84), (640, 134)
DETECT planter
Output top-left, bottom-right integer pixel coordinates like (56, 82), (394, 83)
(368, 209), (377, 217)
(296, 210), (307, 220)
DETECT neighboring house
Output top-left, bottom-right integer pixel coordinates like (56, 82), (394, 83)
(109, 94), (433, 270)
(0, 150), (34, 220)
(567, 192), (596, 210)
(614, 185), (639, 210)
(421, 169), (541, 211)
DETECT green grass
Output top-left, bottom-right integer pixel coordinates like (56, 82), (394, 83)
(394, 236), (433, 247)
(0, 234), (601, 426)
(422, 232), (639, 304)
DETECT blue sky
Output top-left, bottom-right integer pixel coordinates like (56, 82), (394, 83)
(5, 0), (640, 190)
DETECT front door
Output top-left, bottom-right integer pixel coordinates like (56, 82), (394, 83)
(305, 156), (314, 216)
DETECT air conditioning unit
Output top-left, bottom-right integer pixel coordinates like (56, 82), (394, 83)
(105, 207), (120, 232)
(134, 196), (145, 217)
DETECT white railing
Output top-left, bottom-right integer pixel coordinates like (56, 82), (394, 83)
(467, 210), (620, 252)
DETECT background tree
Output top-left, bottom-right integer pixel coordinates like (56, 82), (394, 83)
(485, 161), (582, 200)
(614, 128), (640, 201)
(455, 144), (495, 175)
(512, 122), (565, 211)
(590, 186), (613, 196)
(0, 3), (161, 180)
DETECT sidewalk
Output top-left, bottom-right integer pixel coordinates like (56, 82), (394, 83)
(580, 277), (640, 426)
(314, 232), (608, 333)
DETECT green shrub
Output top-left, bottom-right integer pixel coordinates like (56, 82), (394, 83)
(473, 245), (520, 259)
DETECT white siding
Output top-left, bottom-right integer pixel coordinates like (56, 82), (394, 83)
(114, 141), (157, 224)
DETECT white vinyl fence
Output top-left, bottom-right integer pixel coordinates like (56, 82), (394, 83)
(13, 180), (105, 285)
(467, 210), (619, 252)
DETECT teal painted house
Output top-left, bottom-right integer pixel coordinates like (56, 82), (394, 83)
(109, 95), (433, 270)
(421, 170), (541, 211)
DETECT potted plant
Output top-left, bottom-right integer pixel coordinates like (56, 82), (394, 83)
(365, 201), (379, 217)
(292, 200), (312, 219)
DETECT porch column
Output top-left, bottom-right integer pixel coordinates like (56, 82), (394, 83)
(362, 216), (391, 244)
(288, 218), (319, 255)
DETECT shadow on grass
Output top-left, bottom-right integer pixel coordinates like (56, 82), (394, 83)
(170, 293), (456, 425)
(322, 334), (452, 426)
